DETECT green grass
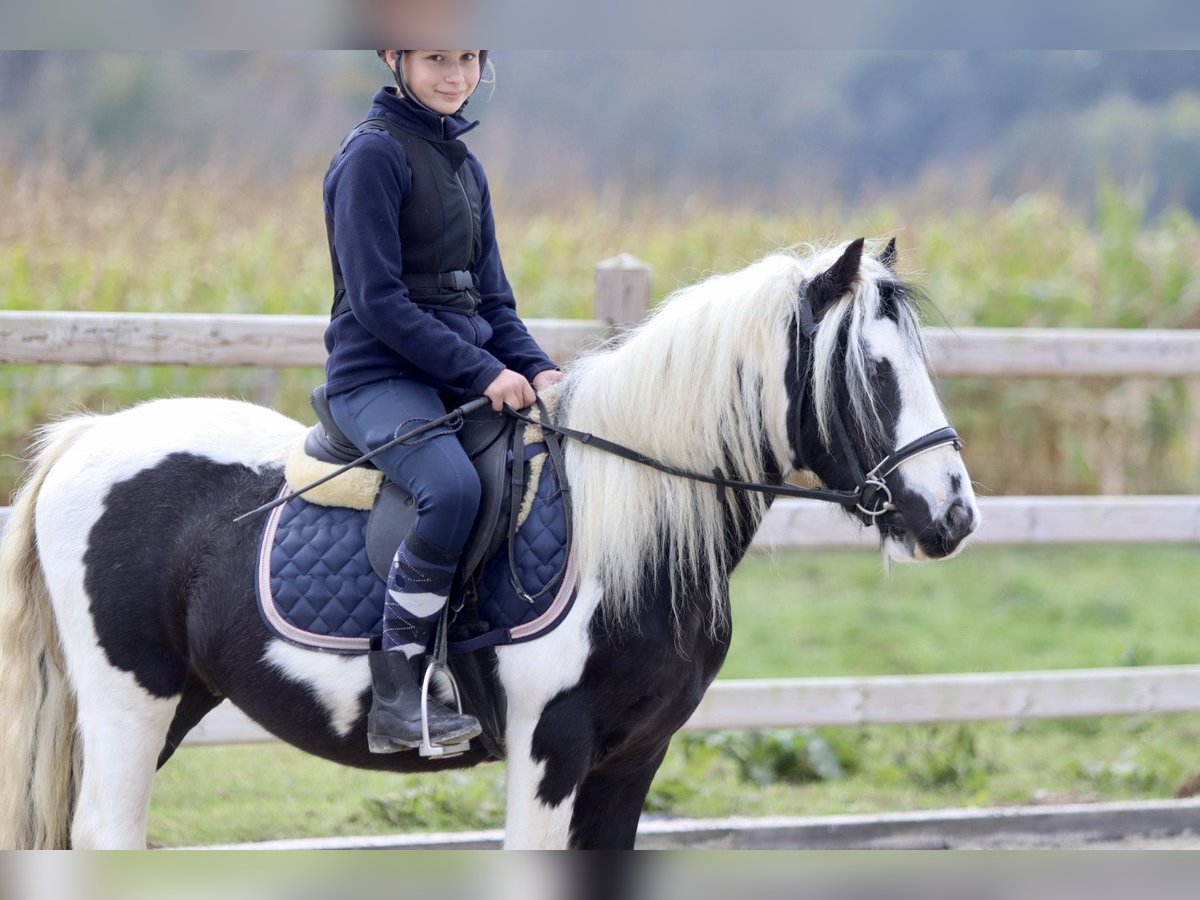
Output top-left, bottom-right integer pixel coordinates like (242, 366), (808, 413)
(147, 545), (1200, 847)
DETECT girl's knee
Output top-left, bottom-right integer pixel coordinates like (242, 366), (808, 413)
(415, 458), (481, 546)
(429, 460), (481, 512)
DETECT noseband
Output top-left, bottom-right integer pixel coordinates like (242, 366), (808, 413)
(507, 286), (962, 530)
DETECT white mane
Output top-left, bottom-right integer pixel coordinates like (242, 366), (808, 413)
(560, 243), (927, 641)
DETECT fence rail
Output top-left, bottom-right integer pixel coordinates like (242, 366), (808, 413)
(184, 665), (1200, 747)
(752, 495), (1200, 548)
(4, 310), (1200, 377)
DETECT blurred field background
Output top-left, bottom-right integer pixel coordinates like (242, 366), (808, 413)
(3, 51), (1200, 500)
(3, 161), (1198, 500)
(3, 52), (1200, 844)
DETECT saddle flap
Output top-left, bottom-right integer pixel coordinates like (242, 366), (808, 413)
(458, 415), (519, 577)
(364, 413), (522, 582)
(365, 482), (418, 580)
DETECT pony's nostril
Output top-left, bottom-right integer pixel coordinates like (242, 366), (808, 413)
(943, 497), (976, 540)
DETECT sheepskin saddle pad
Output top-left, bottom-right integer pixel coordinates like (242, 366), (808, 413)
(254, 391), (578, 655)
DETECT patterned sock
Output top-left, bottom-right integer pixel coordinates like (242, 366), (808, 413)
(382, 532), (459, 658)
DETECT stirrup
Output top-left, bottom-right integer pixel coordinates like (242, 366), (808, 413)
(419, 661), (471, 759)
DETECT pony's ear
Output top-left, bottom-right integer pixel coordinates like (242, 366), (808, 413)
(880, 237), (897, 271)
(810, 237), (865, 318)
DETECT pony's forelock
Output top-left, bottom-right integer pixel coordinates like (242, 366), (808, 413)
(808, 247), (927, 453)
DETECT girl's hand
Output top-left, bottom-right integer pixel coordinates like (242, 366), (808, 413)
(532, 370), (564, 393)
(484, 369), (536, 412)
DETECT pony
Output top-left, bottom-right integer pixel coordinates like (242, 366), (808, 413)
(0, 239), (977, 849)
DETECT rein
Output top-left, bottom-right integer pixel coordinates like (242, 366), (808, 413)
(506, 406), (960, 526)
(509, 289), (963, 528)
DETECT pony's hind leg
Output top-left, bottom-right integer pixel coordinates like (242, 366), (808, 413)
(42, 559), (184, 849)
(36, 562), (184, 848)
(36, 499), (188, 848)
(71, 674), (180, 849)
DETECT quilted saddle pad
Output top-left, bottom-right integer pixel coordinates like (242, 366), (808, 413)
(255, 450), (578, 654)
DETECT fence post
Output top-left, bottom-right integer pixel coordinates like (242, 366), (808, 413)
(595, 254), (652, 332)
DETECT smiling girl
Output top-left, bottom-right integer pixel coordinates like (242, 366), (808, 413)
(322, 50), (562, 753)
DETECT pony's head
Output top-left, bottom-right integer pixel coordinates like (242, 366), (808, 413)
(785, 238), (978, 561)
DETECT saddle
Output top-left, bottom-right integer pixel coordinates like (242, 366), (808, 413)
(260, 385), (575, 760)
(304, 384), (520, 586)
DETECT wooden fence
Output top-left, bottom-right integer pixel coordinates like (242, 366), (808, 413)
(2, 256), (1199, 740)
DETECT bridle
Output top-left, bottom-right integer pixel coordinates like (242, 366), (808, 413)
(508, 285), (963, 530)
(794, 286), (963, 525)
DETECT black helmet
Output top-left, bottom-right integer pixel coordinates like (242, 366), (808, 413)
(377, 50), (489, 115)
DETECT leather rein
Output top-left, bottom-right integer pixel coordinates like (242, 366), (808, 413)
(508, 291), (963, 529)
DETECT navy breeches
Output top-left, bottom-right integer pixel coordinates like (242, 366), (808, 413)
(327, 379), (481, 556)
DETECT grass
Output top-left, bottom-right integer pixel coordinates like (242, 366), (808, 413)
(147, 544), (1200, 847)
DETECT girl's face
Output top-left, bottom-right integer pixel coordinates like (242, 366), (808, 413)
(391, 50), (482, 115)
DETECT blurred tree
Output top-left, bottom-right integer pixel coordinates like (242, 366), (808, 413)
(2, 51), (1199, 210)
(0, 51), (50, 111)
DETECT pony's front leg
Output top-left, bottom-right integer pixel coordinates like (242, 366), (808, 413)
(502, 699), (592, 849)
(504, 697), (669, 849)
(496, 580), (602, 850)
(568, 744), (670, 849)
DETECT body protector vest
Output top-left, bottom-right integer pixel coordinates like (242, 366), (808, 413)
(326, 117), (484, 321)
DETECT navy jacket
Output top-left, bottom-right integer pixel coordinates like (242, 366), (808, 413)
(323, 87), (557, 398)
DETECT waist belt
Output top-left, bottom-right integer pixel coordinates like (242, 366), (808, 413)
(405, 271), (478, 293)
(331, 270), (480, 320)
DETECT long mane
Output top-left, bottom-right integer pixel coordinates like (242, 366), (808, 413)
(560, 243), (924, 640)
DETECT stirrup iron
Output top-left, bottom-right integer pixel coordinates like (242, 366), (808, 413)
(418, 661), (470, 759)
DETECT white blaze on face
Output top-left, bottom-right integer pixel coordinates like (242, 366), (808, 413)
(862, 314), (978, 560)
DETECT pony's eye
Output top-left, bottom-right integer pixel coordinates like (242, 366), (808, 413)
(867, 359), (881, 380)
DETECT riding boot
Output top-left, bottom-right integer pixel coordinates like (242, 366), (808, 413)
(366, 649), (481, 753)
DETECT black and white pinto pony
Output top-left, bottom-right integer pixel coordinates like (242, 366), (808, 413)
(0, 239), (977, 849)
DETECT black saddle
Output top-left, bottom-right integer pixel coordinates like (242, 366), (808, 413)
(305, 385), (519, 584)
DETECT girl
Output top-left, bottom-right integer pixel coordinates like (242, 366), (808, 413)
(323, 50), (562, 752)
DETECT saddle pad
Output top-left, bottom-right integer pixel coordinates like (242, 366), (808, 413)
(256, 451), (577, 654)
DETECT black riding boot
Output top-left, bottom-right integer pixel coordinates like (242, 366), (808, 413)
(366, 650), (481, 753)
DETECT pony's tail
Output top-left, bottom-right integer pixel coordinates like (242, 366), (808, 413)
(0, 415), (97, 849)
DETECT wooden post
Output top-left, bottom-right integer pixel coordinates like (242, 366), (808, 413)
(595, 254), (652, 332)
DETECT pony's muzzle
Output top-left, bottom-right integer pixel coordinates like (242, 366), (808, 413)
(923, 496), (977, 559)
